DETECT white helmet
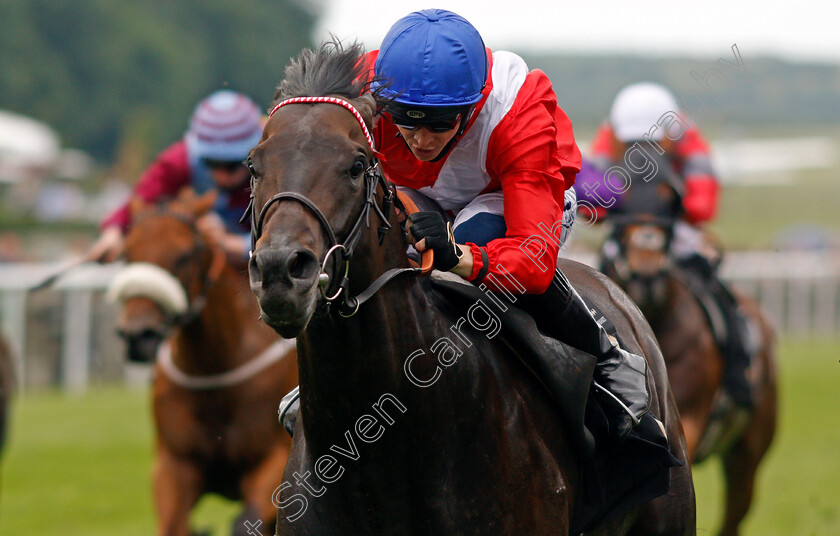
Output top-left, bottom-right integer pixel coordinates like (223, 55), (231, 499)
(609, 82), (679, 142)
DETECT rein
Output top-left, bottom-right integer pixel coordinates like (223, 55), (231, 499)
(243, 96), (429, 317)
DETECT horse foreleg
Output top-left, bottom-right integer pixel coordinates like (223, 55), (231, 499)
(678, 413), (705, 462)
(154, 444), (205, 536)
(234, 442), (292, 536)
(718, 438), (760, 536)
(718, 387), (776, 536)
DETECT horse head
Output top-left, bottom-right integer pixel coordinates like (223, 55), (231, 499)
(600, 147), (683, 313)
(107, 189), (226, 362)
(247, 42), (404, 338)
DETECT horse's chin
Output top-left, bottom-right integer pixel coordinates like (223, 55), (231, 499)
(261, 313), (311, 338)
(257, 292), (317, 338)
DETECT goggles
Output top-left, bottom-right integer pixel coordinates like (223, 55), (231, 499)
(388, 104), (470, 133)
(201, 158), (245, 172)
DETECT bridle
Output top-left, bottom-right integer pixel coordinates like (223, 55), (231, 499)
(603, 216), (676, 309)
(242, 96), (423, 317)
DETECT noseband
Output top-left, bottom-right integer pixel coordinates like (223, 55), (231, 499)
(243, 96), (419, 317)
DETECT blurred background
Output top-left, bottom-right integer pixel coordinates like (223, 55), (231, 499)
(0, 1), (837, 534)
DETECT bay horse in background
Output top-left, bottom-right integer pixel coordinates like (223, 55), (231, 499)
(246, 41), (694, 535)
(107, 189), (298, 536)
(597, 150), (777, 536)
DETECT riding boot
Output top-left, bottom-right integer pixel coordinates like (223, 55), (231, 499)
(520, 268), (651, 441)
(679, 254), (754, 409)
(278, 385), (300, 437)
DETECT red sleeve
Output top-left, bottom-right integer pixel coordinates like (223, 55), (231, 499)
(554, 105), (581, 188)
(683, 176), (719, 223)
(100, 141), (192, 230)
(469, 70), (580, 294)
(674, 126), (720, 224)
(589, 123), (615, 161)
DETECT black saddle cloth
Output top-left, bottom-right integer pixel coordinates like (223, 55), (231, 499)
(427, 277), (683, 535)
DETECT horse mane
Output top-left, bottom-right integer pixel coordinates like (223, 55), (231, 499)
(274, 38), (372, 103)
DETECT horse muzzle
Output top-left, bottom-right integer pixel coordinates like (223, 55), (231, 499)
(249, 246), (321, 337)
(118, 326), (167, 363)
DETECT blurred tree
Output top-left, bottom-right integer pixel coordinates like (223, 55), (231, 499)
(0, 0), (318, 164)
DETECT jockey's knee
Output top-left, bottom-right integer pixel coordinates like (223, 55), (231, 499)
(453, 213), (507, 246)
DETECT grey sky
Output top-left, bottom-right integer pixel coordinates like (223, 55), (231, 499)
(317, 0), (838, 63)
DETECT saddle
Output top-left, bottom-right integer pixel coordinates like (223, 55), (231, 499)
(427, 274), (682, 535)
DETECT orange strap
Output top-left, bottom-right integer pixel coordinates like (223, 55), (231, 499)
(395, 190), (434, 275)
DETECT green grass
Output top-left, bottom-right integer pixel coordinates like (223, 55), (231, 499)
(0, 339), (838, 535)
(692, 338), (840, 536)
(0, 386), (239, 535)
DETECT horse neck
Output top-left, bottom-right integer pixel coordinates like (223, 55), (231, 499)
(172, 264), (264, 374)
(296, 225), (449, 444)
(644, 275), (688, 331)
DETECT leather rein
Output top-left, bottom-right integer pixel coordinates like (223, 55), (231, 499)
(242, 96), (431, 318)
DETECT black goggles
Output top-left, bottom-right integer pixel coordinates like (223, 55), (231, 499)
(389, 105), (469, 133)
(201, 158), (245, 172)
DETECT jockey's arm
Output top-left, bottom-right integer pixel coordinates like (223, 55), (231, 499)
(463, 72), (574, 295)
(100, 142), (192, 232)
(676, 128), (720, 225)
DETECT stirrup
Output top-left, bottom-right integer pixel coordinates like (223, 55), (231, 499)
(278, 386), (300, 437)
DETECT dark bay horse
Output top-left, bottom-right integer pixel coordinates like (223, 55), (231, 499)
(598, 153), (777, 536)
(107, 190), (298, 536)
(246, 41), (694, 535)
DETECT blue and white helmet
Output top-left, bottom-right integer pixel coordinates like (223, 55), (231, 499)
(186, 90), (263, 162)
(372, 9), (488, 119)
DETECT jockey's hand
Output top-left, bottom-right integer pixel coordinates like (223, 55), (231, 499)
(197, 213), (248, 260)
(197, 213), (227, 244)
(87, 226), (124, 263)
(407, 212), (463, 271)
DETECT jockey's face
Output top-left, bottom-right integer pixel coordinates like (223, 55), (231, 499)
(396, 124), (460, 162)
(207, 161), (250, 192)
(612, 134), (675, 158)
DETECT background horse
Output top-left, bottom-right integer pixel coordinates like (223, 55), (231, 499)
(598, 152), (778, 536)
(108, 189), (298, 536)
(246, 41), (694, 535)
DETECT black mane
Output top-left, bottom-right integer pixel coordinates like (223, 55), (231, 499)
(274, 39), (369, 104)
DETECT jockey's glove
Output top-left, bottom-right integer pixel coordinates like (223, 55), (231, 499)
(408, 212), (463, 272)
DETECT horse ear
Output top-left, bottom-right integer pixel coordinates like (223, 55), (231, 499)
(177, 187), (198, 202)
(192, 190), (218, 217)
(355, 93), (377, 128)
(129, 196), (150, 218)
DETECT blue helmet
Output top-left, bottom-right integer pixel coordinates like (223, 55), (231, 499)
(372, 9), (488, 109)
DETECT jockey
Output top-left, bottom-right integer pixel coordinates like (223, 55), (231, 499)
(90, 90), (263, 265)
(582, 82), (752, 409)
(368, 9), (652, 441)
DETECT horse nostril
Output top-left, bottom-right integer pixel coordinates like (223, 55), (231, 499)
(250, 248), (319, 288)
(248, 253), (263, 284)
(288, 250), (318, 281)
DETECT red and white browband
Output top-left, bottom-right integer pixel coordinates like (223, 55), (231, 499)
(268, 96), (375, 151)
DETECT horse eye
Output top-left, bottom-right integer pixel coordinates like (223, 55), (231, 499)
(349, 159), (365, 179)
(246, 159), (257, 178)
